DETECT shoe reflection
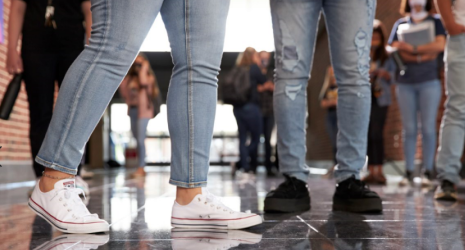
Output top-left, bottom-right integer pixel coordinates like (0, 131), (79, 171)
(33, 233), (109, 250)
(171, 228), (262, 250)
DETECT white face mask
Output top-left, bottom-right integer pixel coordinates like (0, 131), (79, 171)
(409, 0), (428, 20)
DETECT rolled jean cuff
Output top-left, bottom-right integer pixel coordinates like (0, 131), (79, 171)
(285, 172), (309, 183)
(35, 156), (78, 175)
(439, 174), (461, 185)
(169, 179), (207, 188)
(335, 171), (360, 184)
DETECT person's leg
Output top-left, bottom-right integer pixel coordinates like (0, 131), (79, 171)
(246, 105), (262, 173)
(396, 83), (419, 173)
(270, 0), (321, 182)
(22, 53), (58, 178)
(57, 52), (87, 176)
(162, 0), (262, 229)
(234, 107), (249, 171)
(31, 0), (164, 234)
(323, 0), (376, 182)
(137, 118), (150, 168)
(323, 0), (381, 213)
(418, 80), (442, 172)
(263, 115), (275, 171)
(437, 34), (465, 186)
(325, 110), (338, 163)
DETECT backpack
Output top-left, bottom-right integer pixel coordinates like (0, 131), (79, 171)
(222, 66), (251, 106)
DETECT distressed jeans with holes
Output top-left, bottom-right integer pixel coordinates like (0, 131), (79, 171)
(270, 0), (376, 183)
(437, 34), (465, 185)
(35, 0), (230, 188)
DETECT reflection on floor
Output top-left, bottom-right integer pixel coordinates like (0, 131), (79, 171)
(1, 166), (465, 249)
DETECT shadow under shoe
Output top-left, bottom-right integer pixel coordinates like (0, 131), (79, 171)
(264, 174), (310, 213)
(333, 176), (382, 213)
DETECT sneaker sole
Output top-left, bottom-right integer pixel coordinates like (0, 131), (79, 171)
(171, 214), (262, 230)
(28, 198), (109, 234)
(332, 198), (382, 213)
(434, 192), (457, 201)
(264, 196), (311, 213)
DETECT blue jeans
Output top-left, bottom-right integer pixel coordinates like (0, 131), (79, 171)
(270, 0), (376, 182)
(397, 80), (442, 172)
(325, 110), (338, 164)
(35, 0), (230, 188)
(129, 108), (150, 168)
(262, 115), (275, 170)
(437, 34), (465, 184)
(233, 104), (262, 172)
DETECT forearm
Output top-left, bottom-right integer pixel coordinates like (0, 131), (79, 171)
(400, 51), (438, 63)
(416, 38), (445, 54)
(435, 0), (456, 29)
(8, 0), (26, 52)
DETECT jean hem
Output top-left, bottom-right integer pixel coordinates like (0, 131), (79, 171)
(169, 179), (207, 188)
(35, 156), (78, 175)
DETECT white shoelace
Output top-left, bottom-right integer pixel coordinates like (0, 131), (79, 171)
(202, 188), (234, 214)
(52, 187), (98, 220)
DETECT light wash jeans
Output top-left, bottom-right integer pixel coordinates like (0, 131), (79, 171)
(270, 0), (376, 183)
(129, 108), (150, 168)
(35, 0), (230, 188)
(437, 34), (465, 184)
(397, 80), (442, 172)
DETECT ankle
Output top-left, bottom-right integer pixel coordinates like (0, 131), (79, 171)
(39, 170), (74, 193)
(176, 187), (202, 205)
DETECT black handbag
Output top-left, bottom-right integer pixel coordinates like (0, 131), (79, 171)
(0, 74), (23, 120)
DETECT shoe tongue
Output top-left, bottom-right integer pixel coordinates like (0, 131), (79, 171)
(54, 178), (76, 189)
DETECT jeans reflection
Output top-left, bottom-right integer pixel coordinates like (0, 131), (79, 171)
(170, 228), (262, 250)
(310, 212), (372, 250)
(434, 200), (464, 250)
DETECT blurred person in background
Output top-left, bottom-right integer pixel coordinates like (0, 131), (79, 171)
(7, 0), (92, 196)
(233, 47), (268, 174)
(362, 20), (395, 185)
(119, 54), (160, 178)
(320, 66), (338, 165)
(389, 0), (446, 187)
(434, 0), (465, 201)
(258, 51), (277, 177)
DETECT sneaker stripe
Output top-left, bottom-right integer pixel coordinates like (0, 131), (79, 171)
(171, 214), (258, 221)
(28, 203), (67, 231)
(29, 198), (105, 225)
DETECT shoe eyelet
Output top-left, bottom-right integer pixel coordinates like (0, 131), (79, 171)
(199, 215), (202, 218)
(208, 215), (210, 218)
(204, 202), (207, 205)
(198, 198), (201, 202)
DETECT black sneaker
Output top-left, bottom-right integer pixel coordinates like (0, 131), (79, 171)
(264, 174), (310, 212)
(333, 176), (382, 213)
(434, 180), (457, 201)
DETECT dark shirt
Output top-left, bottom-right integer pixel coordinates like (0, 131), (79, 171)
(20, 0), (89, 52)
(259, 66), (274, 117)
(388, 15), (446, 84)
(249, 64), (267, 106)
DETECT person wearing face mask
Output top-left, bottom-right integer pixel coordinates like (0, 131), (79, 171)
(257, 51), (277, 177)
(434, 0), (465, 201)
(233, 48), (268, 174)
(362, 20), (395, 185)
(389, 0), (446, 187)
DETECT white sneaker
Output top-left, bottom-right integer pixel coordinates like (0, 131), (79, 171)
(33, 233), (109, 250)
(171, 188), (262, 230)
(75, 175), (90, 197)
(171, 228), (262, 250)
(28, 178), (109, 234)
(28, 178), (41, 198)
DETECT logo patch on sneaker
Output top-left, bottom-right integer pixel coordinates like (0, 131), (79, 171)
(63, 181), (75, 188)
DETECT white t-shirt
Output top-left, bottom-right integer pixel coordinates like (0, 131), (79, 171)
(453, 0), (465, 26)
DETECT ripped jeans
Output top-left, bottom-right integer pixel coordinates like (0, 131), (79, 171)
(270, 0), (376, 183)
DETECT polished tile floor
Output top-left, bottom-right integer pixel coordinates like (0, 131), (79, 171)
(1, 166), (465, 250)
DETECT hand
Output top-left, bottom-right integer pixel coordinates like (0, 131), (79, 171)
(397, 41), (414, 53)
(421, 53), (437, 62)
(447, 22), (465, 36)
(6, 50), (23, 75)
(377, 69), (391, 81)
